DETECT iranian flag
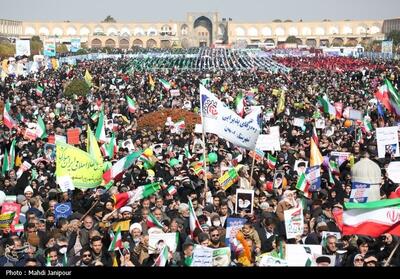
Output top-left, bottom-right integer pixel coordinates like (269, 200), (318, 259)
(184, 145), (191, 159)
(103, 151), (142, 183)
(1, 148), (9, 176)
(312, 126), (319, 146)
(112, 182), (161, 210)
(188, 198), (203, 237)
(167, 185), (177, 196)
(147, 212), (164, 229)
(108, 227), (122, 251)
(362, 116), (373, 133)
(3, 100), (16, 130)
(235, 91), (245, 118)
(267, 154), (277, 169)
(153, 245), (169, 267)
(87, 126), (103, 165)
(36, 85), (44, 97)
(385, 79), (400, 116)
(375, 81), (393, 114)
(9, 139), (16, 170)
(36, 115), (47, 139)
(126, 96), (136, 113)
(159, 78), (171, 90)
(100, 133), (117, 159)
(296, 173), (310, 193)
(318, 95), (336, 118)
(95, 108), (107, 143)
(173, 119), (185, 133)
(343, 198), (400, 237)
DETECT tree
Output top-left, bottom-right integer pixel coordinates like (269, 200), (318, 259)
(56, 44), (69, 54)
(0, 42), (15, 57)
(76, 49), (88, 55)
(387, 30), (400, 46)
(286, 36), (298, 44)
(102, 15), (116, 23)
(64, 79), (90, 98)
(30, 36), (43, 55)
(284, 19), (293, 22)
(273, 19), (282, 22)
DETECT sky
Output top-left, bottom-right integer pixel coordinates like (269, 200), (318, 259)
(1, 0), (400, 22)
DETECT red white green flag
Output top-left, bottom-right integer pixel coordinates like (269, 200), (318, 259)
(3, 100), (16, 130)
(267, 154), (277, 169)
(188, 198), (203, 237)
(235, 91), (245, 118)
(343, 198), (400, 237)
(153, 245), (169, 267)
(112, 182), (161, 210)
(147, 212), (164, 229)
(103, 150), (142, 183)
(126, 96), (136, 113)
(108, 226), (122, 251)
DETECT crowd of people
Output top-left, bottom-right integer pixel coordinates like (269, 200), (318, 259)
(0, 47), (399, 267)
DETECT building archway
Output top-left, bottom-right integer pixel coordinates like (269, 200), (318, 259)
(306, 39), (317, 47)
(345, 38), (358, 47)
(193, 16), (213, 47)
(105, 38), (116, 48)
(264, 38), (275, 44)
(160, 40), (171, 49)
(295, 38), (303, 45)
(320, 39), (330, 47)
(132, 39), (143, 48)
(91, 38), (102, 48)
(332, 38), (344, 47)
(146, 39), (157, 48)
(119, 38), (129, 49)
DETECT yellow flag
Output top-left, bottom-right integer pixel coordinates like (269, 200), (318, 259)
(310, 138), (323, 167)
(272, 89), (280, 96)
(87, 125), (103, 165)
(51, 58), (59, 70)
(112, 220), (130, 232)
(277, 90), (285, 114)
(0, 212), (15, 229)
(85, 69), (93, 87)
(56, 141), (103, 189)
(148, 74), (155, 90)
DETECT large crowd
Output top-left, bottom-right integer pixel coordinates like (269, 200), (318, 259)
(0, 47), (399, 267)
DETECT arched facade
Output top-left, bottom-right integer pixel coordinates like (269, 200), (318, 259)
(91, 38), (102, 48)
(146, 38), (157, 48)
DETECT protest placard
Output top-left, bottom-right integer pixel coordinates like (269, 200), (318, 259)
(387, 161), (400, 183)
(285, 244), (322, 266)
(218, 168), (239, 191)
(284, 207), (304, 239)
(55, 135), (67, 143)
(258, 255), (288, 266)
(293, 118), (305, 128)
(225, 218), (246, 249)
(191, 246), (213, 266)
(256, 126), (281, 151)
(376, 126), (400, 158)
(249, 148), (265, 162)
(57, 176), (75, 192)
(315, 118), (326, 129)
(307, 166), (321, 192)
(294, 160), (308, 175)
(1, 202), (21, 232)
(350, 182), (370, 203)
(235, 189), (254, 214)
(67, 128), (81, 145)
(54, 202), (72, 221)
(194, 124), (203, 134)
(149, 232), (178, 254)
(170, 89), (180, 97)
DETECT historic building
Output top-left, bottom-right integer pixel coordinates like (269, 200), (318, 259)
(0, 12), (394, 48)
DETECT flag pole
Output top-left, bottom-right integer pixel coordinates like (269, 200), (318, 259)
(384, 240), (400, 267)
(201, 125), (208, 191)
(249, 149), (256, 186)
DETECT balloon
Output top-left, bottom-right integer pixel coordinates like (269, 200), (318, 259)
(147, 169), (155, 177)
(143, 148), (153, 158)
(344, 120), (353, 128)
(0, 191), (5, 206)
(208, 152), (218, 164)
(169, 158), (179, 168)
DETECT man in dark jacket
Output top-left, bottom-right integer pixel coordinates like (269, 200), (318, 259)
(255, 217), (278, 253)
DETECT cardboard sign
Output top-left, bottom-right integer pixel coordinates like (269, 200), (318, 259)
(55, 135), (67, 143)
(235, 189), (254, 214)
(24, 128), (37, 141)
(57, 176), (75, 192)
(44, 143), (56, 161)
(54, 202), (72, 221)
(218, 168), (239, 191)
(258, 255), (288, 267)
(67, 128), (81, 145)
(315, 118), (326, 129)
(387, 161), (400, 183)
(376, 126), (400, 158)
(294, 160), (308, 175)
(249, 148), (265, 162)
(293, 118), (305, 128)
(148, 232), (178, 255)
(284, 207), (304, 239)
(350, 182), (370, 203)
(120, 139), (134, 151)
(348, 109), (363, 120)
(191, 246), (231, 267)
(307, 166), (321, 192)
(285, 244), (322, 266)
(273, 170), (285, 189)
(256, 126), (281, 151)
(225, 218), (247, 250)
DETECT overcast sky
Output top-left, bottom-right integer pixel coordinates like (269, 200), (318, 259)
(1, 0), (400, 22)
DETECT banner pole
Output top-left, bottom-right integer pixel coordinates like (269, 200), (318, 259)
(249, 149), (256, 186)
